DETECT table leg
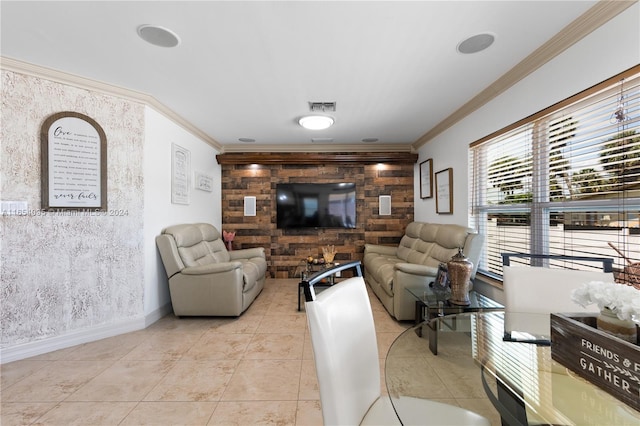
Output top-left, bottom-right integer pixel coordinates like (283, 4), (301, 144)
(428, 319), (438, 355)
(415, 301), (423, 337)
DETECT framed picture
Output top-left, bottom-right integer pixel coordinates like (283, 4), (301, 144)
(435, 263), (449, 287)
(435, 168), (453, 214)
(195, 171), (213, 192)
(171, 143), (191, 205)
(419, 158), (433, 199)
(40, 111), (107, 210)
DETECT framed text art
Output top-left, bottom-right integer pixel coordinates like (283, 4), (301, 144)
(195, 171), (213, 192)
(171, 143), (191, 205)
(435, 168), (453, 214)
(41, 111), (107, 210)
(419, 158), (433, 199)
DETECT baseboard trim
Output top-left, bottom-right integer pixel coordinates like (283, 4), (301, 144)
(145, 303), (173, 327)
(0, 304), (172, 364)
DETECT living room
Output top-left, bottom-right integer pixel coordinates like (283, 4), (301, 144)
(1, 0), (638, 368)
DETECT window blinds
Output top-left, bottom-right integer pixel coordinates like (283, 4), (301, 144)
(470, 66), (640, 280)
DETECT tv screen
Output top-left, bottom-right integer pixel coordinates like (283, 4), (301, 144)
(276, 183), (356, 229)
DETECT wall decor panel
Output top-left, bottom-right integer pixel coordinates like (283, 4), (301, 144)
(221, 154), (415, 278)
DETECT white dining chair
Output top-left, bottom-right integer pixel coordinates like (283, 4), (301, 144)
(502, 254), (614, 340)
(304, 275), (490, 426)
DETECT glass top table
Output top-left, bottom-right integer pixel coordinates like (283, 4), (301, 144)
(405, 284), (503, 353)
(385, 312), (640, 426)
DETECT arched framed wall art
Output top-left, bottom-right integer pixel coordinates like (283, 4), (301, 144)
(40, 111), (107, 210)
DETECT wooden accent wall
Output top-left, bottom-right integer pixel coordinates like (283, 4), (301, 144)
(221, 153), (415, 278)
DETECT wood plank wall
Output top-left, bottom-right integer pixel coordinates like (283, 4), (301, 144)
(221, 155), (414, 278)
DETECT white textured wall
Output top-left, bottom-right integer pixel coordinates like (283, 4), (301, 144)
(143, 107), (221, 318)
(1, 71), (146, 348)
(0, 72), (222, 361)
(415, 4), (640, 226)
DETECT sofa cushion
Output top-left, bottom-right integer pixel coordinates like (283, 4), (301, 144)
(365, 253), (399, 277)
(432, 224), (469, 249)
(239, 257), (268, 291)
(377, 263), (396, 296)
(164, 223), (230, 267)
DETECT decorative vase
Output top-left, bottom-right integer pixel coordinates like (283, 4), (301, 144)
(447, 248), (473, 306)
(597, 307), (637, 344)
(226, 241), (233, 251)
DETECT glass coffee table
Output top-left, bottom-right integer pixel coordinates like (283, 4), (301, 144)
(405, 284), (503, 354)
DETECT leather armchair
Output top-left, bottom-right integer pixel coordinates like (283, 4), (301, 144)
(156, 223), (267, 317)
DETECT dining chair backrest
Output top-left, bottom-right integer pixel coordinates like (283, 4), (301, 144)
(304, 276), (381, 425)
(502, 254), (614, 337)
(503, 266), (614, 315)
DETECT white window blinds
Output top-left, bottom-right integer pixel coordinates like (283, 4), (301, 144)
(470, 65), (640, 282)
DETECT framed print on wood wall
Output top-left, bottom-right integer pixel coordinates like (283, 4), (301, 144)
(435, 168), (453, 214)
(419, 159), (433, 199)
(41, 111), (107, 210)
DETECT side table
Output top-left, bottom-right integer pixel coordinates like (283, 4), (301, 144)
(298, 261), (362, 311)
(405, 284), (503, 354)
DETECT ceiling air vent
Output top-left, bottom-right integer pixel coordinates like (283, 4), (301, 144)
(311, 137), (334, 143)
(308, 102), (336, 112)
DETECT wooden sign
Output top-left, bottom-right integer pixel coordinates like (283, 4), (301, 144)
(41, 112), (107, 210)
(551, 313), (640, 412)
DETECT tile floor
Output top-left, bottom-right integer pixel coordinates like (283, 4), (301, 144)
(1, 278), (413, 425)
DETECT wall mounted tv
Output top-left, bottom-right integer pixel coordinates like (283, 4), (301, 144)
(276, 183), (356, 229)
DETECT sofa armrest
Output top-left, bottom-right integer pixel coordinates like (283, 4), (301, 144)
(392, 263), (440, 321)
(394, 262), (439, 277)
(364, 244), (397, 256)
(181, 261), (243, 275)
(229, 247), (266, 260)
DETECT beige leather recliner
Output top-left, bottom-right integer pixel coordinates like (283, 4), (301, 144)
(363, 222), (483, 321)
(156, 223), (267, 317)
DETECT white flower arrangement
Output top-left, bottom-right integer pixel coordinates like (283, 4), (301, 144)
(571, 281), (640, 323)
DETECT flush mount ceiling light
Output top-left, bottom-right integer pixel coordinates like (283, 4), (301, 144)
(457, 33), (495, 54)
(137, 24), (181, 48)
(298, 115), (334, 130)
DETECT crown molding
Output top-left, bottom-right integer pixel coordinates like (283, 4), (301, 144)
(412, 0), (637, 149)
(220, 143), (415, 154)
(1, 56), (223, 151)
(216, 151), (419, 165)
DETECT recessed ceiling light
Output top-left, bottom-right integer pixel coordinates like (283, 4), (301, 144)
(457, 33), (495, 54)
(362, 138), (379, 143)
(299, 115), (334, 130)
(137, 24), (181, 48)
(238, 138), (256, 143)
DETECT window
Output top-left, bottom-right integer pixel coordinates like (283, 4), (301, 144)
(470, 66), (640, 282)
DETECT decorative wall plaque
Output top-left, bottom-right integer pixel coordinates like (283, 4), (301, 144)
(171, 143), (191, 205)
(435, 167), (453, 214)
(419, 158), (433, 199)
(41, 111), (107, 210)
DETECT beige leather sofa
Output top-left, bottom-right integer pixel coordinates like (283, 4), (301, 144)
(156, 223), (267, 317)
(363, 222), (483, 321)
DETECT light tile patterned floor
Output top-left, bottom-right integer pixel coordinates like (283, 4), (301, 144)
(1, 278), (409, 425)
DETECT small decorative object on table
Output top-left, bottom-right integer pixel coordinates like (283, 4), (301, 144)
(447, 248), (473, 306)
(430, 263), (451, 301)
(322, 245), (337, 265)
(222, 230), (236, 251)
(571, 280), (639, 344)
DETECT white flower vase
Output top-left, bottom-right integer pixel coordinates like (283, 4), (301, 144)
(596, 307), (637, 344)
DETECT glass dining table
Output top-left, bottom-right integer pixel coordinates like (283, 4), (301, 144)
(385, 312), (640, 426)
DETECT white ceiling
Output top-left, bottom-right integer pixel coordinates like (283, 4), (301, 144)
(1, 1), (604, 151)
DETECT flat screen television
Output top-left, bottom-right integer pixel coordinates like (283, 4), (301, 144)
(276, 183), (356, 229)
